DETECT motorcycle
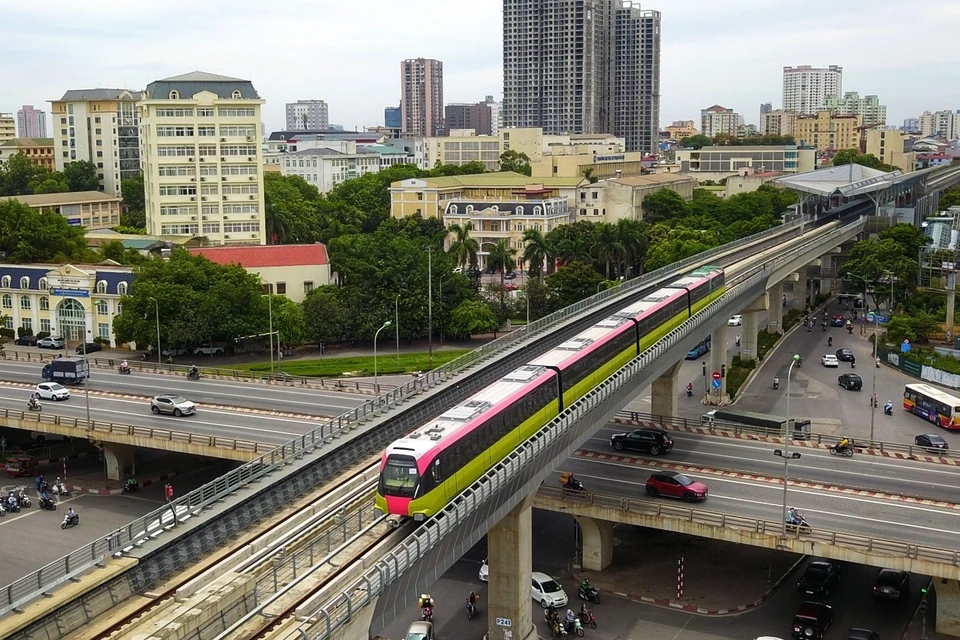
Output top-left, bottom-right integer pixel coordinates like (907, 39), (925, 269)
(827, 337), (833, 347)
(884, 403), (894, 416)
(829, 444), (854, 457)
(846, 325), (853, 334)
(5, 499), (19, 513)
(578, 585), (601, 604)
(686, 385), (693, 397)
(785, 509), (810, 531)
(567, 617), (585, 637)
(51, 482), (69, 496)
(851, 360), (856, 369)
(187, 370), (200, 381)
(561, 472), (585, 492)
(466, 599), (478, 620)
(421, 606), (433, 622)
(39, 497), (56, 511)
(118, 366), (131, 375)
(551, 620), (568, 639)
(773, 378), (780, 390)
(123, 481), (138, 494)
(579, 609), (598, 629)
(61, 512), (79, 529)
(27, 399), (42, 412)
(822, 323), (827, 331)
(15, 491), (31, 508)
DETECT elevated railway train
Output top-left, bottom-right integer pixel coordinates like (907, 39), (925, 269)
(376, 265), (725, 522)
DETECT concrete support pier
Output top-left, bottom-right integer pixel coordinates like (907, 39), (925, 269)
(708, 324), (730, 405)
(768, 281), (785, 335)
(487, 494), (537, 640)
(651, 361), (681, 419)
(574, 516), (613, 571)
(793, 267), (808, 312)
(103, 443), (135, 481)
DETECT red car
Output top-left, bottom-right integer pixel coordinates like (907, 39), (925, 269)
(645, 471), (708, 502)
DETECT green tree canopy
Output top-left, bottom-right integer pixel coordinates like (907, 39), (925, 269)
(878, 223), (931, 260)
(831, 150), (897, 172)
(841, 237), (918, 309)
(545, 260), (605, 311)
(678, 134), (712, 149)
(264, 173), (320, 244)
(447, 299), (499, 339)
(499, 150), (532, 176)
(121, 174), (145, 211)
(271, 295), (307, 346)
(0, 153), (45, 196)
(302, 287), (346, 347)
(63, 161), (101, 192)
(0, 199), (90, 263)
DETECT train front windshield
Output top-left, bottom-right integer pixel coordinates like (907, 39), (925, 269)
(381, 454), (419, 498)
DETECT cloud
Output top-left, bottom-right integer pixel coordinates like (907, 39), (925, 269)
(1, 0), (958, 133)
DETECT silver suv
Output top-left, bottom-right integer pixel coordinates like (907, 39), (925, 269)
(150, 394), (196, 417)
(37, 336), (65, 349)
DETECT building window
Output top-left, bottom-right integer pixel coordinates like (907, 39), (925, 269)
(0, 276), (9, 288)
(304, 281), (315, 295)
(20, 295), (30, 310)
(39, 296), (49, 311)
(96, 281), (107, 294)
(21, 318), (32, 331)
(232, 90), (242, 99)
(98, 323), (110, 339)
(276, 282), (286, 295)
(96, 300), (108, 314)
(3, 316), (11, 330)
(117, 282), (128, 296)
(1, 294), (10, 309)
(169, 90), (180, 99)
(40, 318), (50, 333)
(19, 276), (29, 289)
(198, 107), (214, 117)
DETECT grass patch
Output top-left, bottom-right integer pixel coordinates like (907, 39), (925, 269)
(726, 354), (757, 400)
(756, 330), (781, 361)
(230, 349), (472, 378)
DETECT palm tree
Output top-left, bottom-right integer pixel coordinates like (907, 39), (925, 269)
(446, 222), (479, 271)
(264, 195), (290, 244)
(487, 239), (518, 289)
(590, 223), (626, 279)
(556, 235), (592, 266)
(522, 229), (554, 279)
(615, 219), (648, 278)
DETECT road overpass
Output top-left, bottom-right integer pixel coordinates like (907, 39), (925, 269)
(1, 212), (893, 640)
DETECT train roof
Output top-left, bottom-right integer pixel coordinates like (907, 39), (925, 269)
(385, 365), (554, 458)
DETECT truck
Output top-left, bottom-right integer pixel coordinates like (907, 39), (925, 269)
(701, 408), (810, 438)
(40, 358), (89, 385)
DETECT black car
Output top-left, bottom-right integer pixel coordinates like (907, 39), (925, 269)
(838, 373), (862, 391)
(797, 560), (841, 596)
(610, 428), (674, 456)
(792, 601), (833, 640)
(836, 348), (855, 362)
(848, 629), (880, 640)
(75, 342), (102, 354)
(915, 433), (949, 451)
(504, 271), (517, 280)
(873, 569), (909, 600)
(14, 335), (38, 346)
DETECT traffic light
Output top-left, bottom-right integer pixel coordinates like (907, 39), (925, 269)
(702, 362), (707, 377)
(919, 598), (927, 615)
(320, 341), (325, 355)
(721, 364), (726, 378)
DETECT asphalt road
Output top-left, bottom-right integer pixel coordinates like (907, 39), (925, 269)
(0, 358), (366, 417)
(0, 390), (326, 446)
(378, 510), (924, 640)
(0, 461), (232, 586)
(570, 427), (960, 550)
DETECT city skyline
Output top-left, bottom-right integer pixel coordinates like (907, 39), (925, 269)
(1, 0), (958, 136)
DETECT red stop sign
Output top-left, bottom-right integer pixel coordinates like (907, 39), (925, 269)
(712, 371), (722, 380)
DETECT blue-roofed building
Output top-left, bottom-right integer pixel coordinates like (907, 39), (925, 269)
(0, 263), (133, 347)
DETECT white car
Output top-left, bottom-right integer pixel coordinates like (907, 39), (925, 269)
(532, 571), (568, 608)
(821, 354), (839, 368)
(193, 346), (225, 356)
(479, 558), (489, 582)
(728, 315), (742, 326)
(35, 382), (70, 401)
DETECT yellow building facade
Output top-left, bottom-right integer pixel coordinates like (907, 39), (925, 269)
(0, 138), (55, 171)
(865, 129), (915, 173)
(0, 191), (121, 229)
(793, 111), (862, 152)
(665, 121), (697, 140)
(0, 114), (15, 142)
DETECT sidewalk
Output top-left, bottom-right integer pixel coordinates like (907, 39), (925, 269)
(570, 527), (804, 614)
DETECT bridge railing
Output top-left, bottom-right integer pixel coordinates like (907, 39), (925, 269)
(0, 409), (270, 455)
(536, 486), (960, 565)
(0, 216), (815, 617)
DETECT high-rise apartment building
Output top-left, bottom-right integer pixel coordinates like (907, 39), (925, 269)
(401, 58), (444, 137)
(139, 71), (266, 246)
(793, 111), (862, 152)
(384, 104), (402, 137)
(821, 92), (886, 127)
(502, 0), (661, 155)
(285, 100), (329, 130)
(700, 105), (743, 138)
(782, 65), (843, 115)
(760, 110), (797, 136)
(17, 105), (47, 138)
(0, 114), (15, 142)
(444, 101), (494, 136)
(484, 95), (502, 136)
(49, 89), (142, 195)
(918, 110), (960, 141)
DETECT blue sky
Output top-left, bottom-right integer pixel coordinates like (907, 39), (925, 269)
(1, 0), (957, 134)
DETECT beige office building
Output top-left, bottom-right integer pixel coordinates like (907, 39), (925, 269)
(0, 138), (56, 171)
(0, 191), (122, 229)
(665, 121), (697, 140)
(793, 111), (862, 152)
(139, 71), (266, 246)
(760, 110), (798, 136)
(0, 114), (15, 142)
(576, 174), (696, 223)
(48, 89), (141, 196)
(675, 145), (816, 181)
(865, 129), (915, 172)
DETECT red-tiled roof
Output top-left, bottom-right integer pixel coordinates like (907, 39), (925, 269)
(189, 244), (328, 267)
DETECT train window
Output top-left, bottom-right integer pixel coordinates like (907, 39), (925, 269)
(431, 458), (442, 483)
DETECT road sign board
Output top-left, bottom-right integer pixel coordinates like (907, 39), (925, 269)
(496, 617), (513, 627)
(712, 371), (722, 380)
(711, 379), (721, 389)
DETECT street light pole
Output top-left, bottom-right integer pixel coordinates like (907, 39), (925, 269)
(373, 320), (392, 396)
(149, 296), (160, 365)
(263, 284), (274, 375)
(427, 247), (434, 367)
(779, 354), (801, 537)
(395, 294), (400, 369)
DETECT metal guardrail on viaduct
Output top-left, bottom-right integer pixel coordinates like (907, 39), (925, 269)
(2, 217), (824, 634)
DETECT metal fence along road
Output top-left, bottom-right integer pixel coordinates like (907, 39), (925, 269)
(0, 216), (817, 619)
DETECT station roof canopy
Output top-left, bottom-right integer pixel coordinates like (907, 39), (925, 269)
(774, 164), (904, 198)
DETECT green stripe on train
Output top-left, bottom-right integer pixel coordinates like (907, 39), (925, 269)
(378, 284), (726, 519)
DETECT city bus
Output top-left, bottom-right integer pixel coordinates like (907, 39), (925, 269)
(902, 383), (960, 430)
